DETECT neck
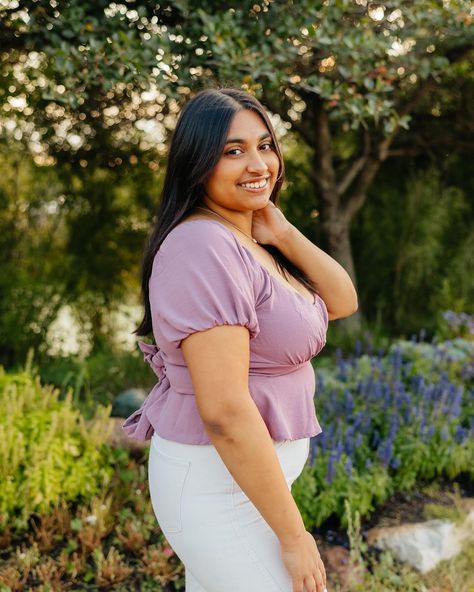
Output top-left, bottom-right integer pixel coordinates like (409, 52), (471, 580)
(198, 202), (253, 237)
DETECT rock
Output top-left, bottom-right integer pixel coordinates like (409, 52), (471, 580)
(366, 508), (474, 573)
(111, 388), (147, 418)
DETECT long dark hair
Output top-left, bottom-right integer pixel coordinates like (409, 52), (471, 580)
(135, 87), (318, 337)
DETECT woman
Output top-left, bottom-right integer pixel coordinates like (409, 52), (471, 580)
(123, 88), (358, 592)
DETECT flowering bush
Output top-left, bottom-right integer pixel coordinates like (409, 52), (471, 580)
(438, 310), (474, 341)
(293, 336), (474, 529)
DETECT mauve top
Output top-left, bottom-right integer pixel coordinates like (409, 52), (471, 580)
(122, 218), (329, 445)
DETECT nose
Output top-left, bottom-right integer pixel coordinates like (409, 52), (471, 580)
(246, 148), (268, 173)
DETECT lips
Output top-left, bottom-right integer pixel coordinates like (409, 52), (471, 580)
(238, 176), (271, 189)
(238, 175), (270, 185)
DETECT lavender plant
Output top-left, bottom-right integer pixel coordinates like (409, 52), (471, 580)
(439, 310), (474, 341)
(292, 333), (474, 529)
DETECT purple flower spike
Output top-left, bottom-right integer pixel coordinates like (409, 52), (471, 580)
(326, 453), (336, 484)
(377, 438), (393, 467)
(390, 457), (401, 470)
(345, 457), (353, 478)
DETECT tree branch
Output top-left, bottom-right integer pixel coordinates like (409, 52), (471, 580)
(341, 75), (439, 221)
(336, 129), (371, 195)
(386, 147), (421, 157)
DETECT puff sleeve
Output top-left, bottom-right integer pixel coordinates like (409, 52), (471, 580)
(150, 223), (260, 349)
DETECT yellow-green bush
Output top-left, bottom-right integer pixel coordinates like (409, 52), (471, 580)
(0, 367), (114, 531)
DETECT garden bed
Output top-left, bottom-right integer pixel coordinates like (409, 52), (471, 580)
(1, 333), (472, 591)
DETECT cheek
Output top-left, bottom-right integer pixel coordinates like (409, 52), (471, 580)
(209, 162), (239, 187)
(205, 164), (238, 198)
(267, 153), (281, 174)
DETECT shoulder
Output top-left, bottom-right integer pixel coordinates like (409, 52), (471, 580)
(154, 219), (256, 277)
(163, 219), (234, 252)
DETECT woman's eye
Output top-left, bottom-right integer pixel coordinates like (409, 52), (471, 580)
(225, 142), (273, 156)
(225, 147), (243, 156)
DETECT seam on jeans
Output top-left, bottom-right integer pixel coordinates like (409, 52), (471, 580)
(150, 443), (191, 533)
(229, 476), (286, 592)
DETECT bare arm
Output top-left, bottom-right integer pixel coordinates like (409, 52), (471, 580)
(181, 324), (305, 544)
(182, 323), (327, 591)
(275, 223), (358, 320)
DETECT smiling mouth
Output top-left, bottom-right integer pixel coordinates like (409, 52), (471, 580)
(238, 178), (270, 190)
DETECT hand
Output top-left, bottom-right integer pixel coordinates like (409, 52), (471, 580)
(280, 531), (327, 592)
(251, 200), (293, 247)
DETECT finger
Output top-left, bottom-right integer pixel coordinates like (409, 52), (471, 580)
(318, 558), (327, 586)
(293, 578), (304, 592)
(314, 570), (326, 592)
(303, 575), (317, 592)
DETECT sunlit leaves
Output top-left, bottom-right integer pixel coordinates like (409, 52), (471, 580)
(0, 0), (472, 160)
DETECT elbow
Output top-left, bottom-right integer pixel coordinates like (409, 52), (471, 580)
(345, 288), (359, 316)
(351, 295), (359, 314)
(327, 293), (358, 321)
(198, 396), (251, 433)
(201, 419), (231, 437)
(201, 413), (241, 437)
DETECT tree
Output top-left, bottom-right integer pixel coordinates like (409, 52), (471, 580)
(1, 0), (473, 333)
(164, 0), (473, 330)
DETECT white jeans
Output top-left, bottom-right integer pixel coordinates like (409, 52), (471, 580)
(148, 432), (311, 592)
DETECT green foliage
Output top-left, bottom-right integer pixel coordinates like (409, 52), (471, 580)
(0, 147), (158, 365)
(38, 346), (153, 419)
(353, 165), (474, 334)
(293, 337), (474, 529)
(0, 366), (113, 531)
(392, 170), (473, 329)
(169, 0), (473, 130)
(0, 446), (185, 590)
(2, 1), (472, 153)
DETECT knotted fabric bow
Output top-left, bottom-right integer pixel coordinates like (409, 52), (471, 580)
(138, 340), (166, 381)
(121, 341), (169, 441)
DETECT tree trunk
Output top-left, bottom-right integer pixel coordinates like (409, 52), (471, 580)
(319, 197), (363, 333)
(309, 98), (363, 333)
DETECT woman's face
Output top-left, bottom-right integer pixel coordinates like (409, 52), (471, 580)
(203, 109), (281, 215)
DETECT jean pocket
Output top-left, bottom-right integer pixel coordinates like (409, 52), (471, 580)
(148, 443), (191, 534)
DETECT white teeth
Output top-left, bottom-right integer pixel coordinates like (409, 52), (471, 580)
(241, 179), (268, 189)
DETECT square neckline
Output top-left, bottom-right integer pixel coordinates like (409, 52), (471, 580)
(177, 218), (317, 306)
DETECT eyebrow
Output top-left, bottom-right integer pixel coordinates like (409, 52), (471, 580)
(225, 132), (272, 144)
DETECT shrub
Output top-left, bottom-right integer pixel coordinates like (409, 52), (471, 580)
(294, 337), (474, 529)
(0, 366), (114, 531)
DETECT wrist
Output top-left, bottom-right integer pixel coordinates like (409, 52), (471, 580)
(278, 523), (307, 547)
(273, 223), (297, 252)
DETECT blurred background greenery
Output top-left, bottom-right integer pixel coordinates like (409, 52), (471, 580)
(0, 0), (473, 409)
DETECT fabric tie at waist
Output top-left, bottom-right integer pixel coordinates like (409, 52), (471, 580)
(121, 341), (169, 441)
(137, 340), (167, 380)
